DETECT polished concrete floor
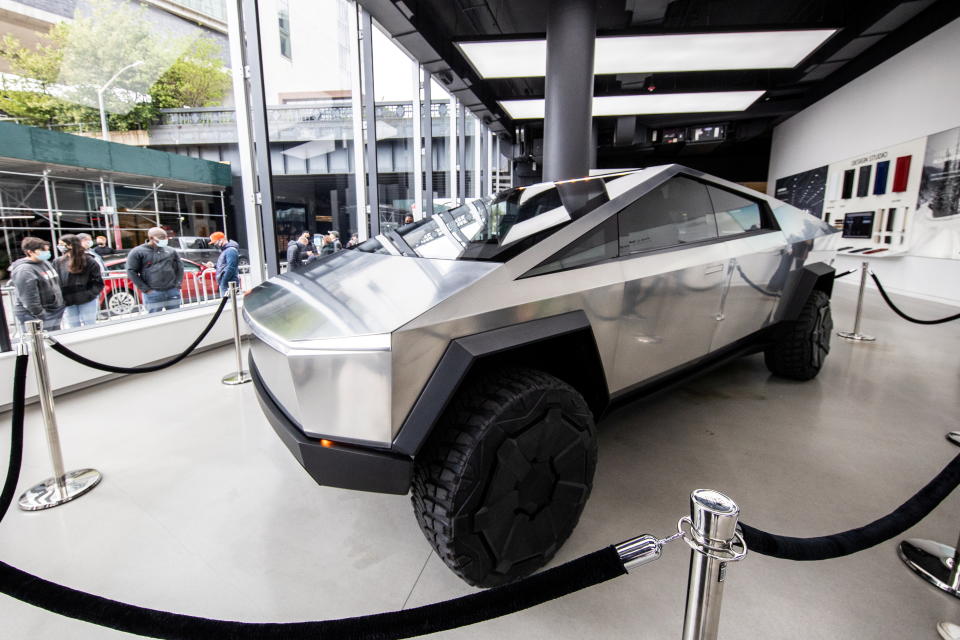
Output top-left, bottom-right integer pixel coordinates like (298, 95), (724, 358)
(0, 283), (958, 639)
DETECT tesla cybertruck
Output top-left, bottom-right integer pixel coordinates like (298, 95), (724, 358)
(244, 165), (838, 587)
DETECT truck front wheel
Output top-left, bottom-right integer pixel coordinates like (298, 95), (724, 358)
(411, 367), (598, 588)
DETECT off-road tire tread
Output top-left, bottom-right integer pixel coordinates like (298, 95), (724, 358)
(764, 290), (832, 381)
(411, 367), (596, 587)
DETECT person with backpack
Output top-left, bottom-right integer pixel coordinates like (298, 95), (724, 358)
(55, 234), (104, 328)
(10, 236), (65, 331)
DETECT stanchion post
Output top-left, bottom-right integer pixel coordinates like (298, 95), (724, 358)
(681, 490), (745, 640)
(18, 320), (102, 511)
(838, 261), (876, 342)
(222, 281), (251, 385)
(899, 530), (960, 599)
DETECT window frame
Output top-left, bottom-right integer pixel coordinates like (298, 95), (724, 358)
(519, 173), (781, 278)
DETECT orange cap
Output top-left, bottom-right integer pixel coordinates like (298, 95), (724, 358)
(209, 231), (226, 243)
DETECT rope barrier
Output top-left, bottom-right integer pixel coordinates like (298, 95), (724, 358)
(47, 296), (229, 374)
(0, 353), (628, 639)
(0, 355), (27, 519)
(869, 273), (960, 325)
(735, 266), (781, 298)
(833, 269), (856, 280)
(740, 452), (960, 561)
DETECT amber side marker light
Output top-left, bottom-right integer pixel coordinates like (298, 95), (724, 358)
(320, 439), (335, 448)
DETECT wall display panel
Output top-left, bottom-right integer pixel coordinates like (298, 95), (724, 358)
(914, 126), (960, 259)
(785, 125), (960, 261)
(873, 160), (890, 195)
(856, 165), (872, 198)
(892, 155), (912, 192)
(841, 169), (855, 199)
(774, 165), (827, 219)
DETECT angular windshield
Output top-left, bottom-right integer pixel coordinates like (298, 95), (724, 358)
(356, 173), (623, 261)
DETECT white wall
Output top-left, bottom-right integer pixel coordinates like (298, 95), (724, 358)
(768, 18), (960, 307)
(0, 304), (245, 411)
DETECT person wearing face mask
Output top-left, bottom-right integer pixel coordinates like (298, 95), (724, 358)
(76, 232), (106, 274)
(10, 236), (65, 331)
(125, 227), (184, 313)
(55, 234), (104, 328)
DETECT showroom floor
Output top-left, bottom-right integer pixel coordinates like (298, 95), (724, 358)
(0, 282), (958, 639)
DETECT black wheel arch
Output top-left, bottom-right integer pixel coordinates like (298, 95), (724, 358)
(392, 310), (609, 457)
(775, 261), (835, 324)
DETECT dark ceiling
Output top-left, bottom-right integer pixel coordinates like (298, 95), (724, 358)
(362, 0), (960, 183)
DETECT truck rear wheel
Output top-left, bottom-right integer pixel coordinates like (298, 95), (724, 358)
(764, 289), (833, 380)
(411, 367), (598, 588)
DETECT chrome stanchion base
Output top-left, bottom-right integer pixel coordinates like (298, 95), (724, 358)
(898, 539), (960, 598)
(947, 432), (960, 447)
(837, 330), (876, 342)
(18, 468), (102, 511)
(222, 371), (252, 385)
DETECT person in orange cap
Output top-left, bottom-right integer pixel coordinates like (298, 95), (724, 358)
(206, 231), (239, 295)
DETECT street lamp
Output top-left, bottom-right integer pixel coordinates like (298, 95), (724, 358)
(97, 60), (143, 142)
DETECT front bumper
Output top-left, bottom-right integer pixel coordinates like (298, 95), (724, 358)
(251, 355), (412, 495)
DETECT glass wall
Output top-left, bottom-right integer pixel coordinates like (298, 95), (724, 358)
(0, 0), (244, 336)
(0, 0), (502, 341)
(371, 27), (417, 231)
(430, 80), (456, 210)
(257, 0), (360, 262)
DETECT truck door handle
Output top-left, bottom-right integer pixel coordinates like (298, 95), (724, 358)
(704, 263), (724, 275)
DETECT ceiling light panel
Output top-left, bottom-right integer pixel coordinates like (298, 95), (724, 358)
(499, 91), (766, 120)
(458, 30), (836, 79)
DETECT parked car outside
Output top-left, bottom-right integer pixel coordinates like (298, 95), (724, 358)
(100, 257), (220, 316)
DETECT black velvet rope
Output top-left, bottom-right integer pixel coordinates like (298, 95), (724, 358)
(735, 266), (781, 298)
(869, 273), (960, 325)
(0, 355), (27, 520)
(47, 296), (229, 374)
(740, 452), (960, 561)
(833, 269), (856, 280)
(0, 353), (628, 639)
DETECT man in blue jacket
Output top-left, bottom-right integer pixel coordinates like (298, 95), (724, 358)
(208, 231), (239, 295)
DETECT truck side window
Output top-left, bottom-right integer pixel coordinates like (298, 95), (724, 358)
(618, 176), (718, 255)
(707, 185), (764, 236)
(523, 217), (618, 277)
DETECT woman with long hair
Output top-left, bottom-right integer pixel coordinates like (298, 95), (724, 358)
(55, 234), (104, 328)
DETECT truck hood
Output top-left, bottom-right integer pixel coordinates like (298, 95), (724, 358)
(243, 250), (500, 347)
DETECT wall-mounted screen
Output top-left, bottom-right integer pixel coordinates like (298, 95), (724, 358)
(842, 211), (875, 238)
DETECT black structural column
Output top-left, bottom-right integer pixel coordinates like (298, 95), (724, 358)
(543, 0), (596, 182)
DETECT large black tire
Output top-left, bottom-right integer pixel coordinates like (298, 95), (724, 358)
(764, 290), (833, 380)
(411, 367), (597, 588)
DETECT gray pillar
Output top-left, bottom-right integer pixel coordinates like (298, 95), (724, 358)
(542, 0), (596, 182)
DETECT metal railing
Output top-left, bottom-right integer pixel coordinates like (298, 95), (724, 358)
(157, 101), (450, 127)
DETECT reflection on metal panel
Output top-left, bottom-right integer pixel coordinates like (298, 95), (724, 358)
(711, 231), (788, 350)
(243, 250), (498, 343)
(390, 259), (626, 434)
(613, 243), (727, 389)
(249, 334), (394, 446)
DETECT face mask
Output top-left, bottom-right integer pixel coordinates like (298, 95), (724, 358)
(83, 241), (92, 249)
(57, 245), (67, 253)
(36, 250), (51, 261)
(156, 239), (169, 248)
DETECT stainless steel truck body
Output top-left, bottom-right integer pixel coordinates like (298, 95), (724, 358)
(244, 165), (837, 586)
